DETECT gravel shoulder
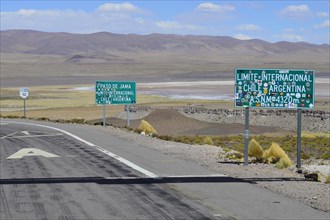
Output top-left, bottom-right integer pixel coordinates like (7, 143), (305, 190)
(104, 125), (330, 213)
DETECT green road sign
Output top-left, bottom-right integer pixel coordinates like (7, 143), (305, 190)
(234, 69), (314, 109)
(95, 81), (136, 105)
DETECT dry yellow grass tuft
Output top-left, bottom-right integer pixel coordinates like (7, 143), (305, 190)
(326, 175), (330, 184)
(275, 157), (293, 169)
(263, 142), (287, 159)
(139, 120), (157, 134)
(263, 142), (293, 168)
(204, 136), (214, 145)
(248, 138), (263, 158)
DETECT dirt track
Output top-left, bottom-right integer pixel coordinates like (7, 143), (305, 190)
(98, 109), (293, 136)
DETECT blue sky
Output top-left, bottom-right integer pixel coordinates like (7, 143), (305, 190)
(1, 1), (329, 44)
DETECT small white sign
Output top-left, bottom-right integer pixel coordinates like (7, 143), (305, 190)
(20, 87), (29, 99)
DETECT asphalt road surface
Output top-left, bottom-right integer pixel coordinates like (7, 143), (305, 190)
(0, 120), (328, 220)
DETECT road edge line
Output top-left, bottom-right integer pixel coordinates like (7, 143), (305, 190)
(3, 121), (158, 178)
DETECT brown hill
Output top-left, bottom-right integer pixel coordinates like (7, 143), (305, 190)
(1, 30), (329, 87)
(1, 30), (328, 56)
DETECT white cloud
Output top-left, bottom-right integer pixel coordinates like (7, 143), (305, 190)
(283, 28), (295, 32)
(280, 34), (304, 42)
(17, 9), (37, 16)
(135, 18), (145, 24)
(12, 9), (65, 17)
(237, 24), (261, 31)
(0, 6), (144, 34)
(156, 21), (181, 29)
(283, 4), (310, 13)
(234, 34), (251, 40)
(156, 21), (199, 30)
(279, 4), (311, 19)
(314, 20), (330, 29)
(97, 2), (140, 12)
(1, 9), (86, 21)
(316, 12), (329, 17)
(197, 3), (235, 13)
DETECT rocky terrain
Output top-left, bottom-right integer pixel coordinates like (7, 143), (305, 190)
(180, 107), (329, 133)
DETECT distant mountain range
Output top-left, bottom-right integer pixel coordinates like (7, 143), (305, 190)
(1, 30), (328, 57)
(1, 30), (329, 87)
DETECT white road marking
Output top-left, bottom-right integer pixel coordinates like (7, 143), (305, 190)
(3, 133), (63, 139)
(0, 131), (19, 140)
(0, 123), (8, 125)
(21, 131), (30, 135)
(7, 148), (60, 159)
(92, 145), (158, 178)
(3, 121), (158, 178)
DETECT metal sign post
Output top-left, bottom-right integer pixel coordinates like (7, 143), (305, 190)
(102, 93), (106, 127)
(19, 88), (29, 118)
(297, 109), (302, 169)
(23, 99), (26, 118)
(244, 107), (250, 166)
(126, 105), (130, 127)
(102, 104), (106, 127)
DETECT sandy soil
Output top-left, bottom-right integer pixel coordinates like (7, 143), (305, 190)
(105, 109), (294, 136)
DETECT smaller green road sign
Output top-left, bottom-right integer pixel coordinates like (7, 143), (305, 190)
(96, 81), (136, 105)
(235, 69), (314, 109)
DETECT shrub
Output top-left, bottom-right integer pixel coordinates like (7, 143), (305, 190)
(151, 133), (158, 138)
(326, 175), (330, 184)
(139, 120), (157, 134)
(248, 138), (263, 158)
(301, 151), (311, 160)
(225, 152), (244, 160)
(204, 136), (214, 145)
(265, 156), (279, 164)
(263, 142), (293, 168)
(4, 115), (21, 119)
(263, 142), (288, 160)
(64, 118), (86, 124)
(134, 128), (143, 134)
(176, 136), (194, 144)
(158, 135), (173, 141)
(223, 147), (231, 153)
(275, 156), (293, 169)
(321, 153), (330, 160)
(37, 117), (50, 121)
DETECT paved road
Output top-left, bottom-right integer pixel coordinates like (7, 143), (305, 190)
(1, 120), (329, 220)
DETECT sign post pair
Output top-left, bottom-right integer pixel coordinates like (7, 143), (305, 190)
(95, 81), (136, 127)
(234, 69), (315, 169)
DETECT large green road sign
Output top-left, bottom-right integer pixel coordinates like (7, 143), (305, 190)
(235, 69), (314, 109)
(96, 81), (136, 105)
